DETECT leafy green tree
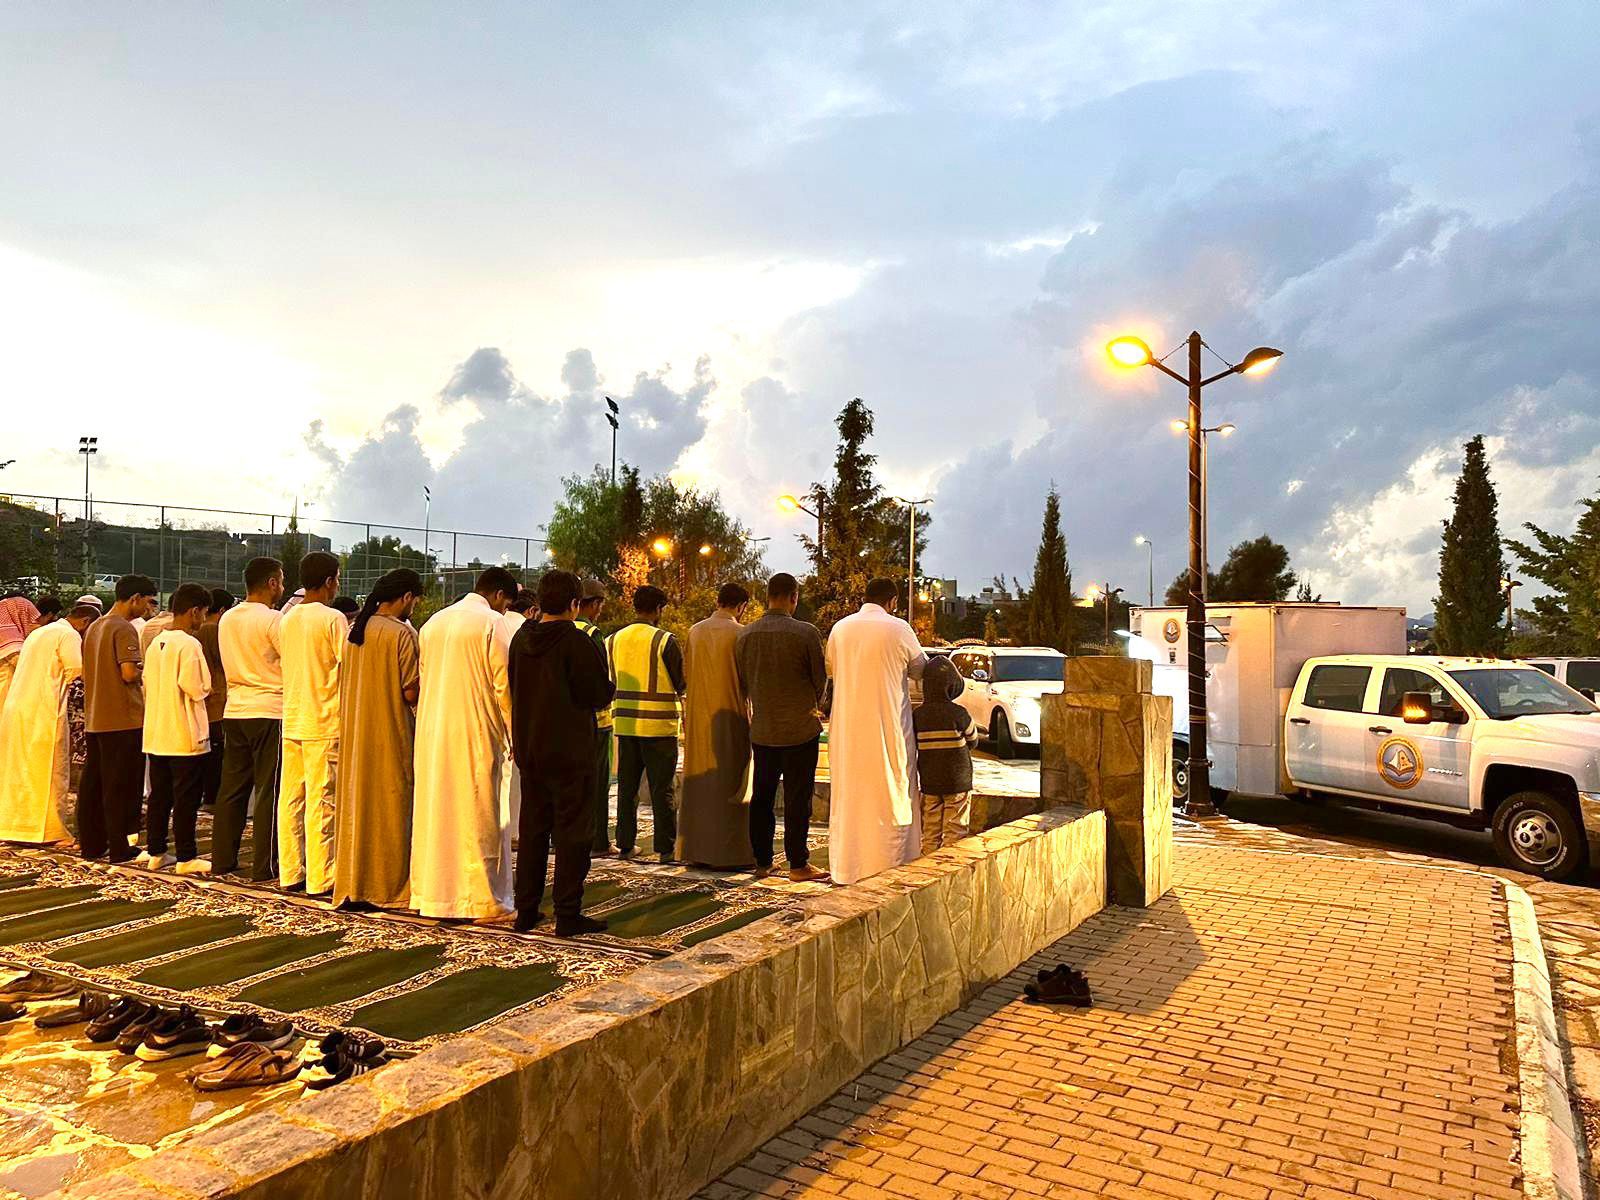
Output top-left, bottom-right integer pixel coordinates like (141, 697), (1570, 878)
(545, 468), (625, 579)
(1212, 535), (1297, 602)
(279, 520), (306, 587)
(1025, 486), (1074, 652)
(1434, 435), (1506, 656)
(1506, 486), (1600, 654)
(801, 398), (929, 631)
(0, 502), (59, 589)
(342, 535), (431, 595)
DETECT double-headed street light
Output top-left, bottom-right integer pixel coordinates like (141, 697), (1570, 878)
(1107, 331), (1281, 817)
(604, 397), (620, 484)
(777, 491), (826, 556)
(1084, 582), (1125, 647)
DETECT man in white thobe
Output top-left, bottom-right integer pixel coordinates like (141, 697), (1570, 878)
(0, 603), (97, 844)
(411, 568), (518, 919)
(825, 579), (928, 885)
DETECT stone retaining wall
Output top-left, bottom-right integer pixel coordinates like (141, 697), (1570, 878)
(809, 782), (1047, 833)
(65, 807), (1105, 1200)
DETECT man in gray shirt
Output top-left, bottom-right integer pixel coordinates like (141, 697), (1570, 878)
(734, 573), (829, 882)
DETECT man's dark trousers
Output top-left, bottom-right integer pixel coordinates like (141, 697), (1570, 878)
(78, 729), (144, 861)
(589, 730), (614, 852)
(199, 722), (226, 808)
(210, 718), (281, 879)
(751, 736), (820, 870)
(515, 766), (594, 922)
(147, 754), (205, 862)
(615, 735), (677, 856)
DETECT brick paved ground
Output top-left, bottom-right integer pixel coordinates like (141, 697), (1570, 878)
(701, 841), (1524, 1200)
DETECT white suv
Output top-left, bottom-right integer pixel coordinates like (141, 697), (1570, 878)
(949, 646), (1066, 756)
(1524, 658), (1600, 699)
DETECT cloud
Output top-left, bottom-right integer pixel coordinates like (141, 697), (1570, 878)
(308, 348), (713, 557)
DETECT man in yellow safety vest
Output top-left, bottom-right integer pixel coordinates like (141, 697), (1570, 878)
(574, 578), (614, 854)
(606, 585), (685, 862)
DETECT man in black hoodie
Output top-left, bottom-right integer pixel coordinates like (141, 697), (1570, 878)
(508, 570), (616, 935)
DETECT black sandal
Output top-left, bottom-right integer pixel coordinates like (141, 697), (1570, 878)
(1024, 966), (1092, 1007)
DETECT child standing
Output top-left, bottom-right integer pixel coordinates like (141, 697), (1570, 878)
(141, 583), (214, 873)
(913, 655), (977, 853)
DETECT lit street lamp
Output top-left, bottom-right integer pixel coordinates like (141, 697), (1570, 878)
(894, 496), (932, 628)
(1108, 331), (1282, 817)
(1084, 582), (1125, 647)
(1134, 535), (1154, 608)
(777, 491), (826, 556)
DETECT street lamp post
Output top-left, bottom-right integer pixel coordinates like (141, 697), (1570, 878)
(1084, 583), (1125, 647)
(1108, 332), (1281, 817)
(895, 497), (933, 628)
(1134, 535), (1154, 608)
(777, 492), (826, 558)
(1501, 577), (1521, 635)
(1168, 420), (1235, 599)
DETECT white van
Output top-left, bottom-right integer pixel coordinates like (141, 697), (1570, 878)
(1524, 658), (1600, 698)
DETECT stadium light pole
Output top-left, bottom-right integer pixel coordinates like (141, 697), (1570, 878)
(1107, 332), (1281, 817)
(78, 436), (98, 583)
(604, 396), (620, 483)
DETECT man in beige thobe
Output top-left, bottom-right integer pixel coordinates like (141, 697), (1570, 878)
(676, 583), (756, 869)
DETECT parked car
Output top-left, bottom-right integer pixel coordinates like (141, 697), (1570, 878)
(948, 645), (1066, 757)
(1524, 658), (1600, 698)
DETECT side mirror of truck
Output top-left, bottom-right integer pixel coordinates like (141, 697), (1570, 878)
(972, 669), (989, 683)
(1400, 692), (1435, 724)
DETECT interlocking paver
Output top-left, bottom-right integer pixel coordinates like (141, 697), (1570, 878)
(701, 841), (1524, 1200)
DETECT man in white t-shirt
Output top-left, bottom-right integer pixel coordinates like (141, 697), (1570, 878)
(140, 584), (213, 873)
(212, 557), (285, 880)
(277, 551), (346, 895)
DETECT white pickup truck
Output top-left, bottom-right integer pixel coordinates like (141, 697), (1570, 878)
(1131, 603), (1600, 880)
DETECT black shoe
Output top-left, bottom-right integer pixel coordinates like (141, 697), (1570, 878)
(137, 1005), (211, 1060)
(554, 914), (609, 938)
(657, 854), (680, 866)
(513, 910), (546, 933)
(212, 1013), (297, 1053)
(283, 881), (307, 894)
(0, 1000), (23, 1023)
(0, 971), (77, 1003)
(303, 1051), (382, 1091)
(1024, 971), (1092, 1007)
(86, 997), (154, 1044)
(107, 848), (139, 865)
(36, 990), (114, 1029)
(114, 1004), (169, 1053)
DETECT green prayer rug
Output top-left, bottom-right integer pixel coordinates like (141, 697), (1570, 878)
(538, 879), (626, 917)
(0, 884), (102, 917)
(679, 907), (778, 947)
(351, 962), (565, 1042)
(0, 872), (41, 891)
(0, 898), (175, 943)
(235, 944), (448, 1011)
(599, 891), (728, 939)
(135, 931), (345, 990)
(52, 914), (256, 969)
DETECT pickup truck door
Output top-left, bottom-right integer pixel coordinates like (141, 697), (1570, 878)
(1285, 664), (1376, 793)
(1361, 667), (1473, 811)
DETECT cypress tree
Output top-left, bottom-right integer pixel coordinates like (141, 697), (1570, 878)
(1026, 485), (1074, 652)
(1434, 435), (1507, 656)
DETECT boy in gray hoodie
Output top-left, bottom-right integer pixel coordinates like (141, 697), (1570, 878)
(912, 655), (978, 853)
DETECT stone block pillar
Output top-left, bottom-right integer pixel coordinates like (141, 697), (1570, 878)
(1040, 657), (1173, 906)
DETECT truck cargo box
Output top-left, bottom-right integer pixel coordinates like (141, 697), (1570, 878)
(1129, 603), (1407, 796)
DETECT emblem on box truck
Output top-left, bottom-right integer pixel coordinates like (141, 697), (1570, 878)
(1376, 737), (1424, 790)
(1163, 618), (1181, 644)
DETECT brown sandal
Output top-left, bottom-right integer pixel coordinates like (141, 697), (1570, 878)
(189, 1042), (302, 1091)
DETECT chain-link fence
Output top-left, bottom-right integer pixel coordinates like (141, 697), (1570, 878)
(0, 492), (551, 599)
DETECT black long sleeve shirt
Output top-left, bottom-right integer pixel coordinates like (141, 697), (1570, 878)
(508, 619), (616, 775)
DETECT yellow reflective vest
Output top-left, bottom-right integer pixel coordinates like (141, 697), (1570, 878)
(575, 619), (613, 730)
(607, 622), (680, 738)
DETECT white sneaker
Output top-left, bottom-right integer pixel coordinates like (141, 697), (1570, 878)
(174, 858), (211, 876)
(132, 851), (156, 868)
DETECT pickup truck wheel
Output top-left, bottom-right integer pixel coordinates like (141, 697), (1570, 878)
(1172, 755), (1189, 804)
(991, 710), (1017, 759)
(1492, 791), (1586, 881)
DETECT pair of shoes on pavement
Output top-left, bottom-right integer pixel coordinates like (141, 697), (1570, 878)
(0, 970), (77, 1005)
(1023, 964), (1092, 1007)
(208, 1013), (298, 1056)
(301, 1030), (389, 1091)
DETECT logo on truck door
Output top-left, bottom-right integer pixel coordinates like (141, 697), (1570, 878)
(1376, 737), (1424, 790)
(1162, 618), (1181, 644)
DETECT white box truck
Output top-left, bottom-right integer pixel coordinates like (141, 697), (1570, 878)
(1130, 602), (1600, 880)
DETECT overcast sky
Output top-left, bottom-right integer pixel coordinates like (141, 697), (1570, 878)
(4, 2), (1598, 610)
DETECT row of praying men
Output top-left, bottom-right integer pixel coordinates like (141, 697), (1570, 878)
(0, 558), (976, 932)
